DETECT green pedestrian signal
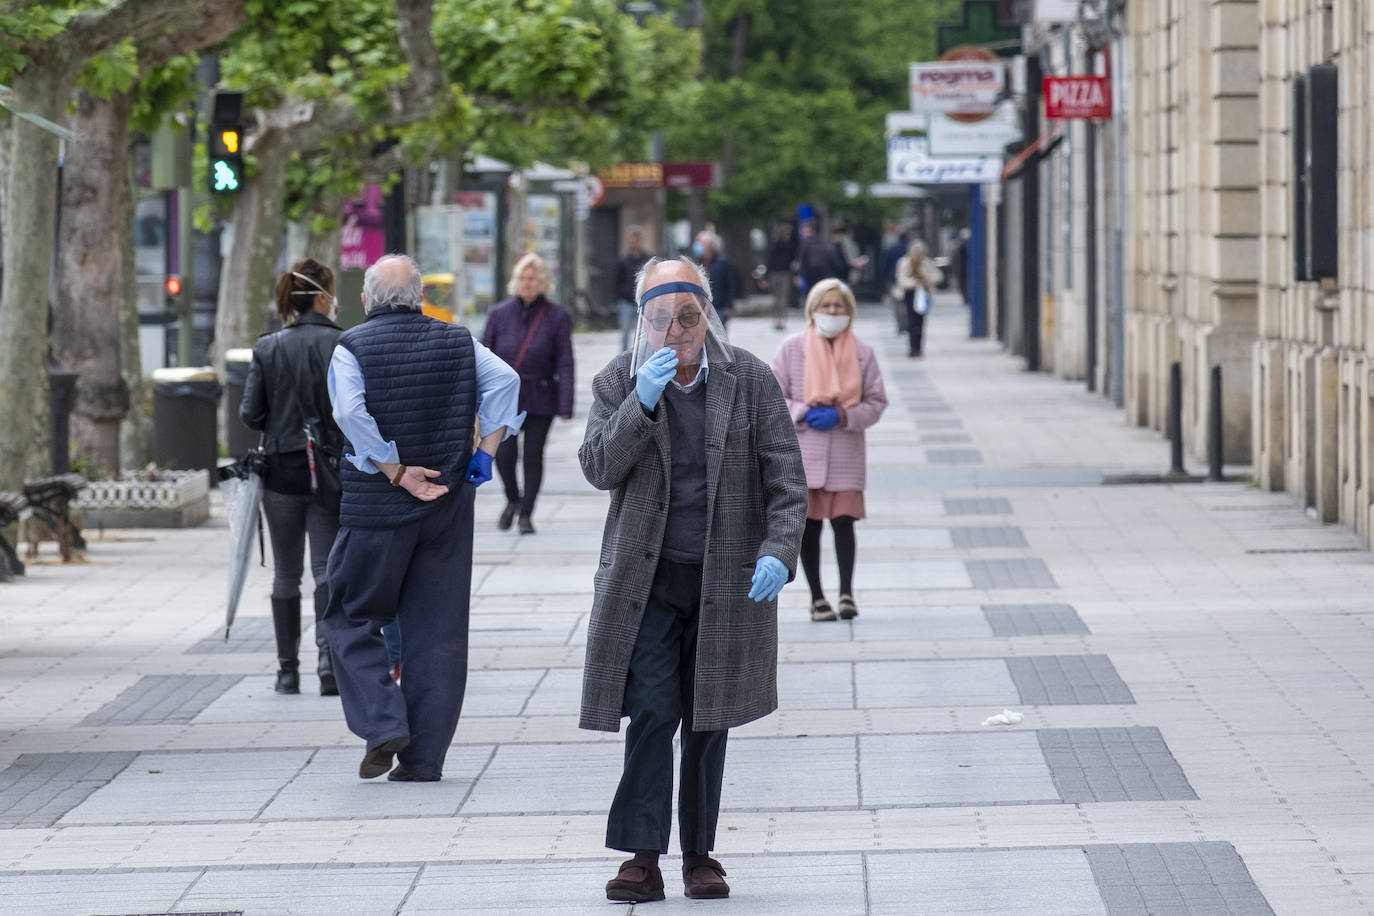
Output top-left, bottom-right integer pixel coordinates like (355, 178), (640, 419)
(212, 158), (241, 192)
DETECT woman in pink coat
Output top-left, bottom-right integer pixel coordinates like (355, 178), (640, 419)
(770, 279), (888, 621)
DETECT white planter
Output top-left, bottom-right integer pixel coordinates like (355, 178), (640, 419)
(76, 470), (211, 528)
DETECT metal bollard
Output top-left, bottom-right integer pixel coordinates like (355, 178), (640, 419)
(1207, 365), (1224, 481)
(1168, 361), (1185, 476)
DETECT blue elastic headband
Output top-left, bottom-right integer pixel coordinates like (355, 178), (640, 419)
(638, 281), (710, 310)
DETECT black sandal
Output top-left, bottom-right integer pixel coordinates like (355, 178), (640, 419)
(837, 594), (858, 620)
(810, 598), (837, 622)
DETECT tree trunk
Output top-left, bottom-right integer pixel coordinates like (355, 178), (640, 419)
(213, 141), (288, 371)
(0, 70), (67, 491)
(119, 138), (149, 471)
(53, 89), (134, 477)
(304, 186), (347, 266)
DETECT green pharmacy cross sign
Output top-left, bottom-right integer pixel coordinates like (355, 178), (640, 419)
(938, 0), (1023, 59)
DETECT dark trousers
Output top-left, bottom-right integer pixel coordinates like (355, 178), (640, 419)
(496, 412), (554, 516)
(607, 558), (728, 855)
(323, 485), (475, 780)
(904, 290), (926, 354)
(261, 489), (339, 673)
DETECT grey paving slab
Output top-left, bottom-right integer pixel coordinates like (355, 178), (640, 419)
(519, 666), (582, 716)
(950, 525), (1028, 548)
(191, 676), (344, 724)
(475, 563), (595, 595)
(461, 667), (549, 718)
(779, 604), (995, 643)
(179, 864), (417, 916)
(186, 614), (303, 654)
(460, 742), (623, 814)
(259, 746), (494, 820)
(920, 433), (974, 444)
(79, 675), (243, 727)
(927, 448), (984, 465)
(943, 497), (1014, 516)
(915, 418), (964, 430)
(982, 603), (1091, 636)
(59, 749), (312, 824)
(861, 732), (1059, 807)
(1008, 656), (1135, 706)
(778, 661), (855, 710)
(1039, 728), (1197, 803)
(965, 557), (1057, 588)
(815, 559), (971, 592)
(854, 659), (1020, 708)
(866, 848), (1108, 915)
(0, 870), (199, 916)
(723, 737), (859, 809)
(1084, 843), (1276, 916)
(468, 612), (584, 648)
(0, 752), (137, 827)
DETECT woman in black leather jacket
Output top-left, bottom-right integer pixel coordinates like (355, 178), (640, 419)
(239, 258), (345, 696)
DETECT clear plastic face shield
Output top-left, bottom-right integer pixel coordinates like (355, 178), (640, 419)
(629, 278), (733, 378)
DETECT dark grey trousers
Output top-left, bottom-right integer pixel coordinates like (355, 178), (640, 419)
(606, 558), (728, 855)
(261, 489), (339, 669)
(323, 485), (475, 780)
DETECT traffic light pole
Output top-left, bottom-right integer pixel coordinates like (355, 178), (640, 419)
(174, 187), (194, 366)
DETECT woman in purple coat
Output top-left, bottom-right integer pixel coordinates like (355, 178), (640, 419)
(481, 253), (575, 534)
(770, 279), (888, 621)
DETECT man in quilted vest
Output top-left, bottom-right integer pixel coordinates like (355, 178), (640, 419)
(323, 254), (523, 783)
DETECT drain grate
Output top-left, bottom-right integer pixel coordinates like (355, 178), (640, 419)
(1244, 547), (1363, 554)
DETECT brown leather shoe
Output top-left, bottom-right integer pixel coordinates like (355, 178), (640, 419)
(682, 854), (730, 899)
(606, 857), (665, 902)
(359, 735), (409, 779)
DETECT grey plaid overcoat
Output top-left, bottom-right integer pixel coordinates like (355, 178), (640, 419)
(577, 346), (807, 733)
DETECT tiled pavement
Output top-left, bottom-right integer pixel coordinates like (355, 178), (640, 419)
(2, 299), (1372, 914)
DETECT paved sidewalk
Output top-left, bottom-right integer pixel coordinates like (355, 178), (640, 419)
(3, 296), (1374, 914)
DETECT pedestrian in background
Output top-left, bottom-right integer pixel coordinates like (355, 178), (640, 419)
(240, 258), (345, 696)
(324, 254), (522, 782)
(797, 218), (837, 293)
(694, 230), (738, 324)
(765, 223), (796, 330)
(615, 226), (653, 352)
(894, 239), (942, 358)
(878, 222), (909, 335)
(580, 257), (806, 902)
(770, 278), (888, 621)
(482, 253), (574, 535)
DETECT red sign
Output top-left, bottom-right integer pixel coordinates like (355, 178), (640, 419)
(596, 161), (719, 190)
(1043, 76), (1112, 120)
(662, 161), (718, 189)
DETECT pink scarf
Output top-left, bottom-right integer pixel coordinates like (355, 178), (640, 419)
(802, 324), (862, 407)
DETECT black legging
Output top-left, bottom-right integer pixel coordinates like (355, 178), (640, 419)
(800, 516), (856, 601)
(904, 289), (926, 354)
(496, 412), (554, 516)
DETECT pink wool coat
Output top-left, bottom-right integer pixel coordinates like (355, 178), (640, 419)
(770, 331), (888, 491)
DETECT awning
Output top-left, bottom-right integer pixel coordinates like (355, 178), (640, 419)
(1000, 126), (1066, 181)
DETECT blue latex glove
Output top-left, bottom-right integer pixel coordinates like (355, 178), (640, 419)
(748, 555), (788, 602)
(465, 448), (494, 486)
(635, 347), (680, 409)
(804, 405), (840, 430)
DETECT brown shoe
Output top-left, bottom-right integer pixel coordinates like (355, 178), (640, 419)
(606, 857), (665, 902)
(682, 854), (730, 899)
(359, 735), (409, 779)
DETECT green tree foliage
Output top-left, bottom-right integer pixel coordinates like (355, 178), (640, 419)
(662, 0), (961, 222)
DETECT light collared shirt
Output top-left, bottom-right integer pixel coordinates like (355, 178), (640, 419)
(328, 338), (525, 474)
(671, 347), (708, 393)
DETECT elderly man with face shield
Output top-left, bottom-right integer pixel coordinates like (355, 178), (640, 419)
(579, 258), (807, 902)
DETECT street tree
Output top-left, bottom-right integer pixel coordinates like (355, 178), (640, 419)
(0, 0), (246, 490)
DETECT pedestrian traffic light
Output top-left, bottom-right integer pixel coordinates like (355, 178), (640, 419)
(208, 92), (244, 195)
(165, 276), (182, 297)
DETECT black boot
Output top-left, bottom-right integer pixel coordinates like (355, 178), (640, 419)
(271, 596), (301, 694)
(313, 583), (338, 696)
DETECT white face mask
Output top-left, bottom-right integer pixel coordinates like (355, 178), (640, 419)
(813, 312), (850, 339)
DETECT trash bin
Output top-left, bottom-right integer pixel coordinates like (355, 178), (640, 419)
(152, 367), (221, 480)
(222, 348), (257, 459)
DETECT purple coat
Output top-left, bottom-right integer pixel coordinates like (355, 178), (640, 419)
(481, 295), (575, 418)
(770, 332), (888, 491)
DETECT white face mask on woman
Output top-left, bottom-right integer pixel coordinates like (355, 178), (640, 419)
(813, 312), (851, 339)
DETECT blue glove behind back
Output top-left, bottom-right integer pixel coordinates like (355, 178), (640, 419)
(466, 448), (494, 486)
(636, 347), (680, 409)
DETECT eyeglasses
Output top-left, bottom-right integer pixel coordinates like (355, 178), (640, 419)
(644, 308), (702, 332)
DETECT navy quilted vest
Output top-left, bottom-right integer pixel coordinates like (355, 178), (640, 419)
(336, 307), (477, 528)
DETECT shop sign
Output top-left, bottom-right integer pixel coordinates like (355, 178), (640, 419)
(597, 161), (720, 190)
(1043, 75), (1112, 119)
(928, 101), (1022, 156)
(909, 60), (1005, 114)
(887, 137), (1002, 185)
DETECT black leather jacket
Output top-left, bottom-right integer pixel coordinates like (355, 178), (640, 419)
(239, 311), (345, 455)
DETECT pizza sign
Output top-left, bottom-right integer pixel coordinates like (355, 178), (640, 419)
(1043, 76), (1112, 120)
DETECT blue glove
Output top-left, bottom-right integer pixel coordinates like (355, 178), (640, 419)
(465, 448), (494, 486)
(635, 347), (679, 409)
(804, 406), (840, 430)
(748, 555), (788, 602)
